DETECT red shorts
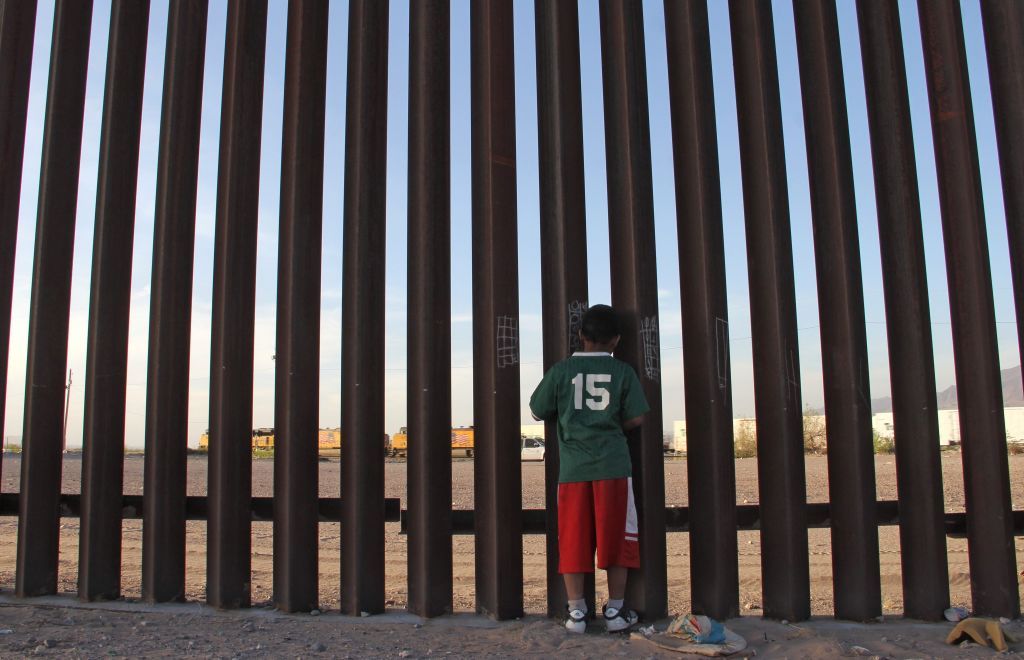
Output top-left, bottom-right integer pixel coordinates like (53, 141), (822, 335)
(557, 477), (640, 573)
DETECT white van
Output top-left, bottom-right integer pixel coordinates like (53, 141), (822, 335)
(521, 436), (545, 461)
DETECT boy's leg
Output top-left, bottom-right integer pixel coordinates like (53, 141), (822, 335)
(557, 481), (597, 576)
(602, 565), (638, 632)
(563, 573), (586, 601)
(558, 481), (596, 632)
(593, 478), (640, 631)
(606, 565), (628, 601)
(563, 574), (588, 632)
(592, 477), (640, 573)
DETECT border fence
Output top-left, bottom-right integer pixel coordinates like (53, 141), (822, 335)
(1, 0), (1022, 624)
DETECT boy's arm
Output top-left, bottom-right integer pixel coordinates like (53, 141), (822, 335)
(620, 366), (650, 430)
(622, 414), (644, 430)
(529, 367), (558, 421)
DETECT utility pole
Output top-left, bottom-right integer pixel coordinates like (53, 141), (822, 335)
(62, 369), (72, 452)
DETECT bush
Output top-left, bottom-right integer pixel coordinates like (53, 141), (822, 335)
(801, 415), (895, 455)
(1008, 441), (1024, 456)
(803, 413), (828, 455)
(873, 432), (895, 455)
(734, 421), (757, 458)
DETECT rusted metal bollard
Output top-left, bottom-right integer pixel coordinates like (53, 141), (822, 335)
(857, 0), (949, 621)
(918, 0), (1020, 619)
(407, 0), (453, 619)
(80, 0), (151, 603)
(664, 0), (739, 622)
(981, 0), (1024, 386)
(207, 0), (268, 611)
(599, 0), (668, 622)
(142, 0), (208, 604)
(534, 0), (593, 619)
(340, 0), (390, 618)
(793, 0), (880, 622)
(17, 0), (93, 598)
(728, 0), (810, 623)
(0, 0), (38, 487)
(273, 0), (329, 614)
(471, 0), (524, 622)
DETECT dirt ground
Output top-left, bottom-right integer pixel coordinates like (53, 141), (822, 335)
(1, 596), (1023, 658)
(1, 451), (1023, 657)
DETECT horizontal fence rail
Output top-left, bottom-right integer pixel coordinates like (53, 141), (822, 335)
(0, 0), (1022, 623)
(1, 497), (1022, 539)
(436, 504), (1024, 537)
(0, 494), (402, 523)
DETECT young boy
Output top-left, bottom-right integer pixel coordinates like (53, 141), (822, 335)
(529, 304), (649, 634)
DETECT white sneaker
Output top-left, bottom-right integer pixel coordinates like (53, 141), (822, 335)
(603, 604), (638, 633)
(565, 607), (587, 634)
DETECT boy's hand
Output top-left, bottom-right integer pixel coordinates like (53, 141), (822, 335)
(623, 415), (644, 430)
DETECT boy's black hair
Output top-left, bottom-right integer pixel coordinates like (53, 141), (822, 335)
(580, 304), (620, 344)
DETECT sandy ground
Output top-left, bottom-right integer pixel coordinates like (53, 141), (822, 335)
(0, 452), (1023, 657)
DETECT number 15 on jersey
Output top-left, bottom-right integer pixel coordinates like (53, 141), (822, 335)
(571, 373), (611, 410)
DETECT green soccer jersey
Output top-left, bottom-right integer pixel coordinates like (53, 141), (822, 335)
(529, 352), (650, 483)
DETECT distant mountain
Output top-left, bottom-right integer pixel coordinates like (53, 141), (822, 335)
(871, 364), (1023, 412)
(1002, 365), (1023, 405)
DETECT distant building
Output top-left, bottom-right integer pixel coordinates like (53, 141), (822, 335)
(671, 421), (686, 453)
(872, 408), (1024, 446)
(672, 417), (757, 454)
(521, 423), (546, 439)
(1005, 408), (1024, 443)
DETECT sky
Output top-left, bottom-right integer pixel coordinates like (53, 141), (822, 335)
(2, 0), (1020, 449)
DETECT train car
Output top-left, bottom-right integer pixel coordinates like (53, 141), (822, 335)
(388, 428), (408, 457)
(200, 427), (346, 455)
(386, 426), (475, 458)
(318, 429), (341, 449)
(253, 428), (275, 449)
(451, 426), (474, 457)
(317, 428), (341, 457)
